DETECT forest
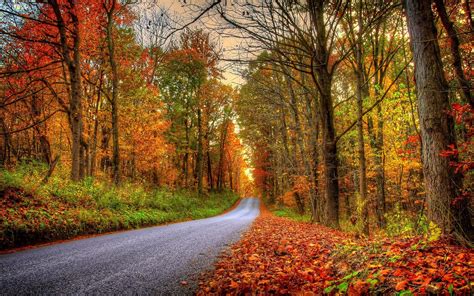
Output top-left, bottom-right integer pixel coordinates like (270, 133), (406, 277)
(0, 0), (472, 295)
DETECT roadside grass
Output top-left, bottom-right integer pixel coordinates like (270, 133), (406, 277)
(272, 206), (312, 222)
(0, 162), (239, 250)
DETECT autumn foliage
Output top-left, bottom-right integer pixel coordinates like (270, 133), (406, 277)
(199, 212), (473, 295)
(0, 1), (250, 195)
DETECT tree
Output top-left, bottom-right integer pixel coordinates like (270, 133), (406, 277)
(433, 0), (472, 107)
(180, 29), (220, 194)
(49, 0), (85, 181)
(405, 0), (473, 241)
(104, 0), (121, 185)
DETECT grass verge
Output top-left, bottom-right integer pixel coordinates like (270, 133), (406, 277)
(271, 206), (312, 222)
(0, 162), (239, 250)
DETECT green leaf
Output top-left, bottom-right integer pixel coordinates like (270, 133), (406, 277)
(342, 270), (360, 281)
(366, 278), (378, 287)
(324, 285), (335, 294)
(448, 284), (454, 296)
(337, 282), (349, 293)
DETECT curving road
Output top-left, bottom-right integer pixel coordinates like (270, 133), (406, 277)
(0, 198), (259, 295)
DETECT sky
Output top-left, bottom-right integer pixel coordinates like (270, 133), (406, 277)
(131, 0), (245, 86)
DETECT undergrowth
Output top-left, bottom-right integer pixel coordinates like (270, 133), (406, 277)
(0, 162), (239, 249)
(272, 207), (312, 222)
(271, 199), (440, 241)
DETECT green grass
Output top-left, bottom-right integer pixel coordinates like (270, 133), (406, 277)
(0, 162), (239, 250)
(272, 207), (312, 222)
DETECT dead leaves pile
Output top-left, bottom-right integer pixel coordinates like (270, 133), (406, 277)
(198, 213), (473, 295)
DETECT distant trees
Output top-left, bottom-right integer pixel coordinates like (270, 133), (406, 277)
(0, 2), (249, 195)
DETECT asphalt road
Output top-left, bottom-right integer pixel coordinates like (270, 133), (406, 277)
(0, 198), (260, 295)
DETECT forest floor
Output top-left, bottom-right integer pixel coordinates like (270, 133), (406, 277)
(0, 163), (239, 250)
(198, 207), (473, 295)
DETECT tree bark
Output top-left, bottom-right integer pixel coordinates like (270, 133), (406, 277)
(434, 0), (472, 107)
(105, 0), (120, 185)
(196, 107), (203, 194)
(217, 119), (228, 192)
(284, 68), (316, 215)
(50, 0), (84, 181)
(405, 0), (473, 241)
(90, 73), (103, 177)
(308, 0), (340, 228)
(356, 70), (369, 235)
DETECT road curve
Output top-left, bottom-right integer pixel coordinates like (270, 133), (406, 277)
(0, 198), (260, 295)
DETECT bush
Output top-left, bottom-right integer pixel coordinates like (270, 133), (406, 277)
(0, 163), (239, 249)
(384, 203), (417, 237)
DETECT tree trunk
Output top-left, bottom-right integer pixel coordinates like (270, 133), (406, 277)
(0, 118), (11, 166)
(106, 0), (120, 185)
(308, 0), (340, 228)
(434, 0), (472, 107)
(217, 120), (228, 192)
(356, 70), (369, 235)
(49, 0), (83, 181)
(90, 74), (102, 177)
(183, 113), (191, 188)
(300, 67), (321, 222)
(79, 141), (88, 179)
(196, 107), (203, 194)
(372, 99), (386, 228)
(284, 68), (316, 216)
(405, 0), (473, 241)
(41, 156), (60, 184)
(207, 149), (213, 191)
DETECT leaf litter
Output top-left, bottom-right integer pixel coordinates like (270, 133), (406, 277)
(198, 211), (473, 295)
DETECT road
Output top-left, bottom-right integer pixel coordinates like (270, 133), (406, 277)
(0, 198), (260, 295)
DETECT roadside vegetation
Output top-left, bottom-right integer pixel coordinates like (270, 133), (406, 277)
(0, 162), (239, 250)
(271, 207), (312, 223)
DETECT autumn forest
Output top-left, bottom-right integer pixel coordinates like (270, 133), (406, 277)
(0, 0), (473, 295)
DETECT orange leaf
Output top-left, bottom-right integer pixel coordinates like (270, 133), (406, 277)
(395, 280), (408, 291)
(229, 280), (239, 289)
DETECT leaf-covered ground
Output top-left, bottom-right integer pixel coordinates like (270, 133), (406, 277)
(198, 210), (473, 295)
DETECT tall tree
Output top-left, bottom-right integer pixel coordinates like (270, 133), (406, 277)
(307, 0), (344, 228)
(405, 0), (473, 241)
(104, 0), (120, 185)
(49, 0), (85, 181)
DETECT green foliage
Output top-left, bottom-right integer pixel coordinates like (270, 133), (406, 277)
(0, 163), (239, 249)
(384, 203), (442, 243)
(425, 221), (442, 242)
(397, 290), (414, 296)
(384, 203), (417, 237)
(366, 278), (378, 288)
(272, 207), (311, 222)
(324, 271), (360, 294)
(337, 282), (349, 293)
(340, 192), (368, 234)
